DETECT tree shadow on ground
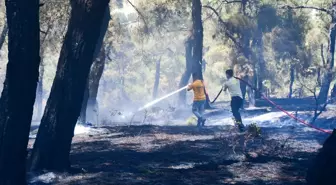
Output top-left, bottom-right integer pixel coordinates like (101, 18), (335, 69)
(42, 124), (321, 185)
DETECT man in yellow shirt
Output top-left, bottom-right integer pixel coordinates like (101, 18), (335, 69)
(187, 77), (206, 127)
(223, 69), (245, 132)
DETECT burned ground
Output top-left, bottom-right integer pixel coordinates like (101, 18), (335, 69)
(27, 124), (328, 185)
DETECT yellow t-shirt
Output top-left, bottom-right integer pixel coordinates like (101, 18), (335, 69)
(188, 80), (206, 101)
(223, 78), (242, 98)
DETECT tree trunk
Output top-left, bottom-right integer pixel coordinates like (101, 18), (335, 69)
(331, 83), (336, 100)
(79, 85), (89, 124)
(318, 15), (336, 103)
(288, 65), (295, 98)
(202, 58), (206, 72)
(0, 0), (40, 184)
(191, 0), (203, 81)
(241, 0), (248, 15)
(30, 0), (110, 171)
(306, 129), (336, 185)
(240, 75), (248, 107)
(318, 44), (326, 86)
(204, 88), (212, 109)
(79, 7), (110, 124)
(86, 48), (106, 125)
(35, 25), (52, 121)
(317, 67), (321, 87)
(247, 75), (256, 107)
(240, 32), (256, 106)
(178, 37), (193, 105)
(254, 28), (265, 99)
(36, 60), (44, 120)
(152, 57), (161, 99)
(191, 0), (210, 108)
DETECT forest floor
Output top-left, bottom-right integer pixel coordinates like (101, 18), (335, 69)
(27, 106), (335, 185)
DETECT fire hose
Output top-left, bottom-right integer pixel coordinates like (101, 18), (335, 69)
(211, 77), (332, 134)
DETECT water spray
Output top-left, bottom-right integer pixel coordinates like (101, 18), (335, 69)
(137, 85), (188, 111)
(109, 86), (188, 125)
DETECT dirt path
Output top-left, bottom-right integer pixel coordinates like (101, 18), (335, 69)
(28, 124), (328, 185)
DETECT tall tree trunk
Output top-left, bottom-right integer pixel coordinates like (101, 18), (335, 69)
(30, 0), (110, 171)
(191, 0), (203, 81)
(36, 25), (52, 121)
(79, 85), (89, 124)
(317, 67), (322, 87)
(247, 75), (256, 107)
(202, 58), (206, 72)
(36, 59), (44, 120)
(152, 57), (161, 99)
(306, 129), (336, 185)
(241, 32), (256, 106)
(191, 0), (210, 108)
(79, 48), (106, 125)
(288, 64), (295, 98)
(240, 75), (248, 107)
(331, 83), (336, 99)
(204, 88), (212, 109)
(86, 48), (106, 124)
(79, 7), (110, 124)
(318, 44), (326, 86)
(0, 0), (40, 184)
(178, 37), (193, 105)
(254, 28), (266, 99)
(318, 15), (336, 103)
(241, 0), (248, 15)
(0, 22), (8, 51)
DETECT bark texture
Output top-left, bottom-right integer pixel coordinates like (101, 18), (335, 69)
(288, 65), (295, 98)
(0, 0), (40, 184)
(191, 0), (203, 81)
(318, 7), (336, 103)
(30, 0), (110, 171)
(306, 129), (336, 185)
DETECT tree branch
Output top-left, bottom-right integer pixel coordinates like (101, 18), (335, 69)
(126, 0), (149, 33)
(223, 0), (242, 4)
(203, 5), (241, 48)
(321, 44), (326, 66)
(298, 79), (329, 123)
(40, 29), (47, 35)
(203, 1), (224, 23)
(280, 5), (331, 15)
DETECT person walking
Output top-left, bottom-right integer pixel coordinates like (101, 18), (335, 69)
(223, 69), (245, 132)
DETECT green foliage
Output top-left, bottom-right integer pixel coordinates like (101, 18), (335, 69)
(257, 4), (279, 32)
(247, 123), (262, 137)
(0, 0), (333, 108)
(186, 116), (197, 126)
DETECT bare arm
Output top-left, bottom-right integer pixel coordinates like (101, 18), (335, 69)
(187, 83), (193, 91)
